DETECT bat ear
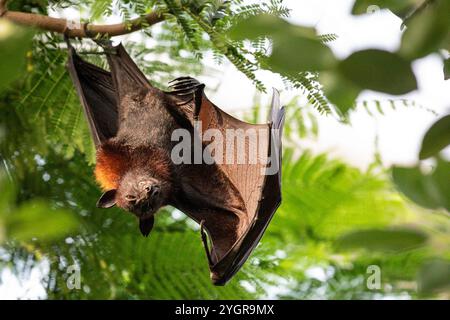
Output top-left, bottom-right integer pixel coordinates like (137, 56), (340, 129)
(96, 190), (117, 208)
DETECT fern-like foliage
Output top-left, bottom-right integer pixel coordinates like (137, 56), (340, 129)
(357, 99), (438, 117)
(318, 33), (339, 43)
(153, 0), (322, 95)
(1, 139), (441, 299)
(282, 72), (333, 115)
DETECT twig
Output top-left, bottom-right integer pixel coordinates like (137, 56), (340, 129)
(0, 0), (7, 17)
(401, 0), (436, 29)
(0, 0), (165, 38)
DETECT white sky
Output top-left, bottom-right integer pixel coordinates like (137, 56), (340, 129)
(2, 0), (449, 299)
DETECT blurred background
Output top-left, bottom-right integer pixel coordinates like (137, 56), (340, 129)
(0, 0), (449, 299)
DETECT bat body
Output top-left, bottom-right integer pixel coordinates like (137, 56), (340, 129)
(66, 39), (284, 285)
(94, 87), (178, 234)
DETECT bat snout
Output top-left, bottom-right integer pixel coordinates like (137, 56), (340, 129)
(145, 184), (161, 198)
(128, 201), (154, 218)
(127, 189), (162, 219)
(138, 181), (161, 199)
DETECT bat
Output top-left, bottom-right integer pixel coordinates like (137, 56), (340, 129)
(66, 38), (285, 285)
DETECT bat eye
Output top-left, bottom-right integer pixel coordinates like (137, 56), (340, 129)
(125, 194), (137, 203)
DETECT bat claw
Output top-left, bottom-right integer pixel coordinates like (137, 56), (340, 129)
(168, 76), (194, 83)
(168, 77), (202, 94)
(169, 81), (200, 90)
(200, 220), (214, 266)
(168, 76), (204, 98)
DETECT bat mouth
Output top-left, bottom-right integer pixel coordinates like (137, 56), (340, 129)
(134, 201), (158, 220)
(141, 202), (153, 214)
(139, 210), (155, 220)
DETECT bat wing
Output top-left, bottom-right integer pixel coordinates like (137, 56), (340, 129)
(168, 78), (285, 285)
(104, 44), (153, 99)
(66, 40), (153, 148)
(66, 42), (118, 148)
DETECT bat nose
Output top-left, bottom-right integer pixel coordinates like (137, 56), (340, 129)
(140, 182), (160, 198)
(150, 185), (160, 197)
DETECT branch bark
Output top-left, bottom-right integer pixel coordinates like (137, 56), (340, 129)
(0, 0), (165, 38)
(0, 0), (6, 17)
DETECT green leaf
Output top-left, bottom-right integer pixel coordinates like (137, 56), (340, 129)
(352, 0), (420, 18)
(336, 228), (428, 252)
(320, 72), (361, 116)
(338, 49), (417, 95)
(228, 14), (337, 72)
(0, 21), (34, 92)
(392, 166), (436, 209)
(431, 159), (450, 211)
(418, 260), (450, 294)
(444, 58), (450, 80)
(5, 200), (78, 242)
(268, 36), (337, 73)
(228, 14), (290, 41)
(419, 115), (450, 160)
(392, 160), (450, 211)
(399, 0), (450, 60)
(0, 172), (16, 215)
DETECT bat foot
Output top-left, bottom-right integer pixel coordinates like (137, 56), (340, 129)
(168, 77), (203, 95)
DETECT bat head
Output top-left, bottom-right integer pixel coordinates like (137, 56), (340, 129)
(95, 142), (173, 237)
(117, 172), (165, 216)
(96, 168), (172, 237)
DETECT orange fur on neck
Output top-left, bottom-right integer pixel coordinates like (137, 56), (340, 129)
(95, 145), (129, 191)
(94, 142), (172, 191)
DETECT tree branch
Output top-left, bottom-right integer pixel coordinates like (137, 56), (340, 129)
(0, 0), (165, 38)
(0, 0), (6, 17)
